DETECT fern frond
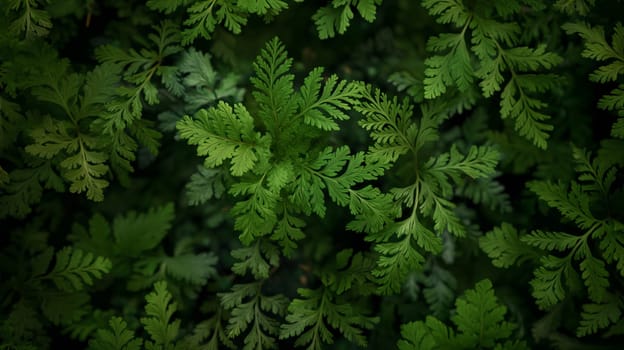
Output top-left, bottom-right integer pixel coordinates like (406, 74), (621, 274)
(397, 279), (528, 349)
(6, 0), (52, 38)
(564, 22), (624, 138)
(577, 297), (622, 337)
(38, 247), (111, 292)
(177, 102), (272, 176)
(163, 253), (218, 285)
(141, 281), (180, 347)
(312, 0), (382, 39)
(182, 1), (247, 44)
(113, 203), (175, 257)
(297, 67), (362, 131)
(555, 0), (595, 15)
(220, 282), (288, 350)
(250, 37), (296, 135)
(0, 160), (64, 219)
(480, 223), (537, 268)
(280, 287), (378, 349)
(231, 239), (280, 279)
(185, 166), (227, 206)
(89, 317), (142, 350)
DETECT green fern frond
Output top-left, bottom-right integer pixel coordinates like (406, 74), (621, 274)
(89, 317), (143, 350)
(480, 223), (538, 268)
(220, 281), (288, 350)
(231, 239), (280, 279)
(564, 22), (624, 139)
(280, 287), (378, 349)
(141, 281), (180, 347)
(36, 247), (111, 292)
(522, 146), (623, 336)
(163, 253), (218, 285)
(423, 2), (562, 148)
(0, 160), (64, 219)
(313, 0), (382, 39)
(555, 0), (595, 15)
(177, 102), (272, 176)
(577, 296), (623, 337)
(113, 203), (175, 257)
(398, 279), (528, 349)
(297, 67), (362, 131)
(6, 0), (52, 38)
(96, 20), (181, 137)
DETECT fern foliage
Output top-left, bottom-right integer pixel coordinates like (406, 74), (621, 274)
(178, 37), (383, 252)
(481, 144), (624, 337)
(563, 21), (624, 138)
(89, 281), (196, 350)
(146, 0), (378, 43)
(2, 1), (624, 349)
(421, 0), (562, 148)
(398, 279), (528, 349)
(313, 0), (383, 39)
(355, 84), (499, 294)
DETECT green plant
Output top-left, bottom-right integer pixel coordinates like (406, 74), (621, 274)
(1, 0), (623, 349)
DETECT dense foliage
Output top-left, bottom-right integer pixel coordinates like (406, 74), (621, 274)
(1, 0), (623, 349)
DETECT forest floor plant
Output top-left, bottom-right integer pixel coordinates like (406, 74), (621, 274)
(1, 0), (623, 349)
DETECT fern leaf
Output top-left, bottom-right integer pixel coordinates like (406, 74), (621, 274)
(177, 102), (271, 176)
(280, 287), (378, 349)
(0, 160), (64, 219)
(424, 37), (474, 99)
(577, 299), (622, 337)
(185, 166), (227, 205)
(176, 48), (245, 111)
(96, 21), (181, 135)
(250, 37), (297, 135)
(237, 0), (288, 15)
(183, 1), (248, 44)
(231, 239), (280, 279)
(230, 177), (280, 245)
(521, 230), (580, 251)
(321, 249), (377, 295)
(187, 302), (236, 349)
(456, 175), (512, 212)
(89, 317), (143, 350)
(579, 255), (609, 303)
(599, 223), (624, 277)
(7, 0), (52, 37)
(272, 203), (306, 257)
(220, 282), (288, 350)
(163, 253), (218, 285)
(42, 247), (111, 292)
(499, 76), (554, 150)
(564, 22), (624, 138)
(555, 0), (595, 15)
(480, 224), (537, 268)
(423, 265), (457, 319)
(422, 0), (470, 26)
(373, 236), (427, 295)
(397, 320), (436, 350)
(452, 279), (515, 347)
(397, 279), (527, 349)
(296, 67), (362, 131)
(113, 203), (175, 257)
(141, 281), (180, 347)
(41, 292), (90, 326)
(356, 84), (416, 163)
(527, 181), (595, 229)
(312, 4), (353, 40)
(531, 256), (570, 309)
(425, 144), (499, 180)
